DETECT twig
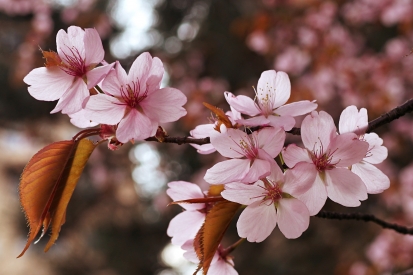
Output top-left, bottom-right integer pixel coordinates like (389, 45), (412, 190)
(146, 98), (413, 145)
(366, 98), (413, 133)
(315, 211), (413, 235)
(145, 136), (210, 145)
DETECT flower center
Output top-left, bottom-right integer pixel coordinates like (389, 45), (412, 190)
(254, 83), (276, 117)
(230, 133), (259, 160)
(119, 80), (149, 110)
(254, 178), (283, 205)
(59, 46), (87, 77)
(310, 142), (338, 171)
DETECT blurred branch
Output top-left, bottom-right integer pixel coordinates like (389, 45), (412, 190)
(315, 211), (413, 235)
(366, 98), (413, 133)
(394, 268), (413, 275)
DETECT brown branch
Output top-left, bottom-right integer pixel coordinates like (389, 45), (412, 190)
(145, 136), (211, 145)
(315, 210), (413, 235)
(366, 98), (413, 133)
(146, 98), (413, 145)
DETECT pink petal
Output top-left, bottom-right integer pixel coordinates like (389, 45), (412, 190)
(364, 133), (387, 164)
(222, 182), (266, 205)
(351, 162), (390, 194)
(339, 105), (368, 135)
(83, 28), (104, 66)
(141, 87), (187, 123)
(24, 67), (72, 101)
(228, 106), (242, 121)
(256, 148), (277, 163)
(102, 61), (128, 97)
(167, 211), (205, 246)
(57, 26), (85, 61)
(190, 124), (216, 138)
(210, 128), (248, 158)
(275, 100), (318, 117)
(236, 116), (270, 127)
(208, 257), (238, 275)
(241, 158), (271, 183)
(182, 239), (198, 263)
(190, 143), (216, 154)
(267, 163), (284, 183)
(296, 172), (327, 215)
(282, 144), (312, 168)
(277, 198), (310, 239)
(86, 62), (115, 89)
(257, 70), (290, 108)
(116, 109), (157, 142)
(224, 92), (261, 116)
(283, 162), (317, 196)
(128, 52), (152, 91)
(237, 201), (277, 242)
(257, 127), (285, 157)
(167, 181), (205, 210)
(329, 133), (369, 167)
(84, 94), (125, 125)
(69, 108), (98, 128)
(267, 115), (295, 131)
(51, 77), (89, 114)
(301, 111), (336, 151)
(146, 56), (164, 93)
(204, 159), (250, 184)
(325, 168), (367, 207)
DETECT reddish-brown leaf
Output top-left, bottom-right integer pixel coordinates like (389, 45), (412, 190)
(203, 102), (233, 130)
(18, 138), (96, 257)
(42, 50), (62, 67)
(194, 200), (240, 274)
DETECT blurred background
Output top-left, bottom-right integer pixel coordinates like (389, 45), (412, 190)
(1, 0), (413, 274)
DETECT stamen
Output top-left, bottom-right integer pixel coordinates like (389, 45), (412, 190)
(253, 179), (283, 206)
(311, 139), (340, 171)
(253, 82), (276, 117)
(117, 79), (149, 110)
(59, 46), (86, 77)
(228, 133), (259, 160)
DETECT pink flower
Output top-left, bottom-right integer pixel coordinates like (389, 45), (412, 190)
(24, 26), (113, 114)
(84, 53), (187, 143)
(182, 240), (239, 275)
(282, 111), (369, 215)
(339, 105), (390, 194)
(204, 127), (285, 184)
(221, 165), (310, 242)
(190, 107), (241, 154)
(166, 181), (206, 246)
(225, 70), (317, 130)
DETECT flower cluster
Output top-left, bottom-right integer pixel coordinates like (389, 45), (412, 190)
(24, 26), (187, 145)
(168, 69), (390, 274)
(23, 26), (391, 275)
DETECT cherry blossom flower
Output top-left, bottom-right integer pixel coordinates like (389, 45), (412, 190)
(221, 165), (310, 242)
(190, 106), (241, 154)
(84, 53), (187, 143)
(166, 181), (206, 246)
(282, 111), (369, 215)
(24, 26), (113, 114)
(339, 105), (390, 194)
(182, 240), (239, 275)
(204, 127), (285, 184)
(225, 70), (317, 130)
